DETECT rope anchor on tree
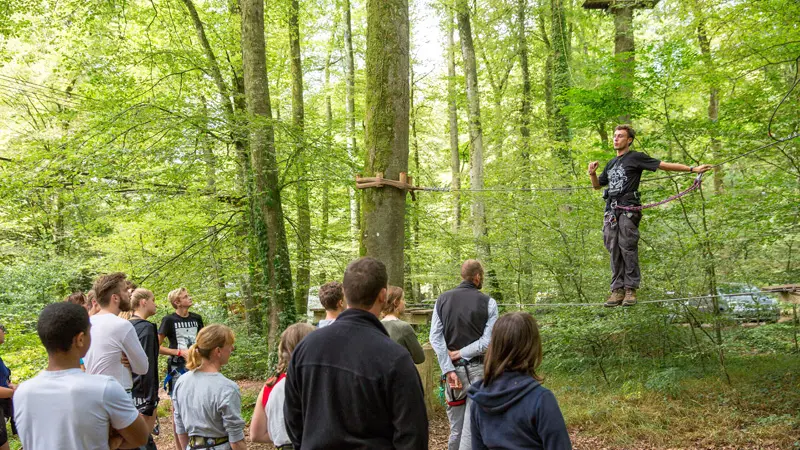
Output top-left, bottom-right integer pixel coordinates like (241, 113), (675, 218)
(355, 172), (421, 200)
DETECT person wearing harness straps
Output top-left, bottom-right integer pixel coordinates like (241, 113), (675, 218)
(430, 259), (498, 450)
(588, 124), (712, 307)
(158, 287), (204, 450)
(129, 288), (161, 450)
(171, 324), (245, 450)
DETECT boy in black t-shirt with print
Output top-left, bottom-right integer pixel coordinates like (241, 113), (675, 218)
(158, 287), (203, 450)
(588, 124), (712, 307)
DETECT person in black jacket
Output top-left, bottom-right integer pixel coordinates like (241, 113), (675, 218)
(284, 257), (429, 449)
(467, 312), (571, 450)
(588, 124), (712, 307)
(130, 288), (160, 450)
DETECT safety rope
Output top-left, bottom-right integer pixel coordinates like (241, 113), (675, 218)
(613, 173), (704, 212)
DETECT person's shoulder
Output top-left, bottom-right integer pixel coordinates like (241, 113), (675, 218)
(397, 320), (416, 334)
(189, 311), (202, 320)
(631, 150), (654, 159)
(217, 374), (241, 393)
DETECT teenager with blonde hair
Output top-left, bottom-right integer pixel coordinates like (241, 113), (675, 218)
(250, 322), (315, 445)
(381, 286), (425, 364)
(172, 324), (245, 450)
(467, 312), (571, 450)
(129, 288), (160, 449)
(158, 287), (204, 450)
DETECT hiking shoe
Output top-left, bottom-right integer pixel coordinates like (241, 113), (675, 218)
(622, 288), (637, 306)
(605, 289), (625, 307)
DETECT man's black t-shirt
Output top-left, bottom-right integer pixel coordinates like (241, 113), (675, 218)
(158, 312), (204, 351)
(598, 150), (661, 211)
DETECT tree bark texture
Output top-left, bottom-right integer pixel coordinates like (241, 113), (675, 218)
(362, 0), (409, 287)
(289, 0), (310, 317)
(241, 0), (296, 346)
(613, 4), (634, 124)
(456, 0), (490, 260)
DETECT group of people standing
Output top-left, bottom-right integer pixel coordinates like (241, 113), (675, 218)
(6, 257), (572, 450)
(9, 273), (209, 450)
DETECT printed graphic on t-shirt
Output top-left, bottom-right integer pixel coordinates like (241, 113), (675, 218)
(608, 164), (627, 195)
(174, 321), (200, 350)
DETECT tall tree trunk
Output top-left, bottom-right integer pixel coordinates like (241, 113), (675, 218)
(361, 0), (409, 286)
(410, 68), (421, 302)
(551, 0), (571, 162)
(538, 11), (554, 140)
(612, 3), (634, 124)
(697, 19), (723, 192)
(320, 22), (336, 282)
(517, 0), (533, 285)
(183, 0), (262, 330)
(456, 0), (490, 260)
(289, 0), (310, 317)
(343, 0), (360, 244)
(447, 8), (461, 260)
(241, 0), (296, 348)
(517, 0), (531, 160)
(200, 97), (229, 312)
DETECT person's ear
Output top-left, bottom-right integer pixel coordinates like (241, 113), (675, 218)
(378, 287), (387, 305)
(75, 331), (89, 354)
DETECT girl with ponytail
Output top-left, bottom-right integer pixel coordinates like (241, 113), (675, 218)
(250, 322), (315, 445)
(171, 324), (246, 450)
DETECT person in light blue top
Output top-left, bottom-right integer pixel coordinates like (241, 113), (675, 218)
(430, 259), (498, 450)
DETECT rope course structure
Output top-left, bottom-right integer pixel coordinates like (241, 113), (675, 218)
(356, 54), (800, 202)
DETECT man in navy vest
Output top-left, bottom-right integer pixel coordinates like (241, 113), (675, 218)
(430, 260), (498, 450)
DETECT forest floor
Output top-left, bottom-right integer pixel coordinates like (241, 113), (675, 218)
(150, 371), (797, 450)
(152, 380), (609, 450)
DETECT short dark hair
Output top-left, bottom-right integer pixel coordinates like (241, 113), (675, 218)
(614, 124), (635, 140)
(93, 272), (127, 307)
(37, 302), (90, 353)
(461, 259), (484, 280)
(342, 257), (388, 309)
(319, 281), (344, 311)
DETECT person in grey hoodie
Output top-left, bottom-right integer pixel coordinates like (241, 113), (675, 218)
(467, 312), (571, 450)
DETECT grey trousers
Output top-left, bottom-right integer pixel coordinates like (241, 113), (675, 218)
(603, 212), (642, 291)
(446, 362), (485, 450)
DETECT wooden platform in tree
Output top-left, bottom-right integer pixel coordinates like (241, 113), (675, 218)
(762, 284), (800, 304)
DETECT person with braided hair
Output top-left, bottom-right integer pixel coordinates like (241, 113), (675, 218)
(249, 323), (315, 447)
(171, 324), (245, 450)
(588, 124), (712, 307)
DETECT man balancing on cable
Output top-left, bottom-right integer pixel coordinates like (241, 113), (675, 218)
(588, 124), (712, 307)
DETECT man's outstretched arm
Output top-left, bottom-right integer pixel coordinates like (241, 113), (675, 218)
(659, 161), (713, 173)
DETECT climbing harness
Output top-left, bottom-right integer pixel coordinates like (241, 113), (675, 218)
(613, 173), (704, 212)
